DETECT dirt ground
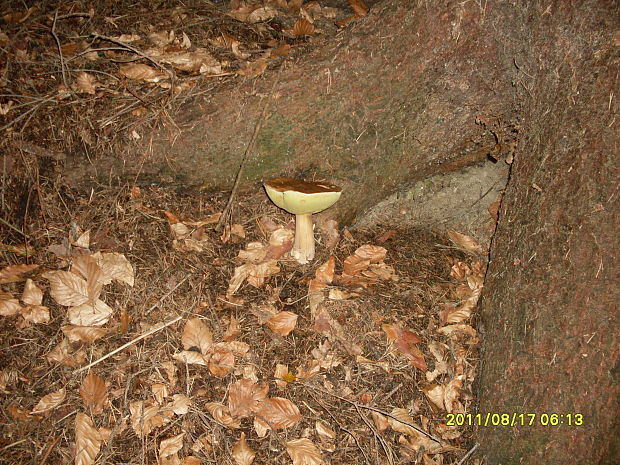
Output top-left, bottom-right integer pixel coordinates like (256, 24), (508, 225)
(1, 1), (494, 464)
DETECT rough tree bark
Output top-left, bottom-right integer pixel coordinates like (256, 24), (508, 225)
(64, 0), (619, 462)
(477, 2), (619, 464)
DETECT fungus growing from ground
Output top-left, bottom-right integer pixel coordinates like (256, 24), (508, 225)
(264, 178), (342, 264)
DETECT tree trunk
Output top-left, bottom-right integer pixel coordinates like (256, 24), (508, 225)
(476, 2), (619, 463)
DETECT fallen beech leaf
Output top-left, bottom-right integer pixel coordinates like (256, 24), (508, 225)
(237, 59), (267, 77)
(255, 397), (301, 429)
(436, 324), (478, 339)
(168, 394), (192, 415)
(173, 350), (209, 366)
(208, 346), (235, 377)
(228, 378), (269, 418)
(388, 408), (421, 437)
(152, 383), (168, 404)
(0, 264), (38, 284)
(75, 413), (103, 465)
(267, 228), (294, 259)
(266, 311), (298, 336)
(92, 252), (135, 286)
(159, 433), (185, 459)
(119, 63), (168, 83)
(421, 384), (445, 411)
(43, 271), (89, 306)
(0, 292), (21, 316)
(315, 421), (336, 439)
(383, 324), (427, 371)
(21, 279), (43, 305)
(247, 6), (278, 23)
(80, 371), (108, 414)
(349, 0), (369, 16)
(232, 432), (255, 465)
(371, 411), (389, 431)
(286, 438), (325, 465)
(447, 230), (486, 255)
(181, 318), (213, 354)
(309, 256), (335, 291)
(354, 244), (387, 262)
(129, 401), (173, 436)
(291, 17), (315, 36)
(31, 387), (66, 414)
(254, 416), (270, 437)
(76, 72), (97, 95)
(205, 402), (241, 428)
(67, 299), (114, 326)
(274, 364), (290, 390)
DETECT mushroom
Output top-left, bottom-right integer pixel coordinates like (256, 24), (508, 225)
(264, 178), (342, 264)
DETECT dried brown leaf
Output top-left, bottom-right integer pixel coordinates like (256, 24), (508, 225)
(291, 17), (315, 36)
(67, 299), (114, 326)
(80, 371), (108, 414)
(205, 402), (241, 428)
(0, 293), (22, 316)
(172, 350), (209, 366)
(76, 72), (98, 95)
(232, 432), (255, 465)
(208, 346), (235, 377)
(315, 421), (336, 439)
(21, 278), (43, 305)
(247, 6), (279, 23)
(237, 59), (268, 77)
(229, 379), (269, 418)
(43, 270), (90, 307)
(119, 63), (168, 83)
(349, 0), (369, 16)
(286, 438), (325, 465)
(62, 325), (109, 344)
(255, 397), (301, 429)
(181, 318), (213, 353)
(383, 324), (427, 371)
(309, 256), (335, 291)
(159, 433), (185, 459)
(447, 230), (486, 255)
(168, 394), (192, 415)
(31, 387), (66, 414)
(129, 401), (172, 436)
(0, 264), (39, 283)
(75, 412), (103, 465)
(266, 311), (298, 336)
(92, 252), (134, 286)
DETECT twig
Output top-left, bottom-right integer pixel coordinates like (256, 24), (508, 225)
(216, 62), (286, 230)
(51, 10), (69, 90)
(73, 315), (183, 374)
(456, 443), (479, 465)
(91, 33), (172, 76)
(302, 383), (442, 443)
(0, 217), (27, 237)
(145, 274), (190, 314)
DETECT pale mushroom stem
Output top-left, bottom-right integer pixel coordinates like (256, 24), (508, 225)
(291, 213), (314, 264)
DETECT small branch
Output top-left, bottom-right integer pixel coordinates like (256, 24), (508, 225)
(456, 443), (479, 465)
(301, 383), (442, 443)
(216, 62), (286, 231)
(0, 217), (27, 237)
(74, 315), (183, 374)
(51, 10), (69, 90)
(145, 274), (190, 314)
(91, 33), (173, 77)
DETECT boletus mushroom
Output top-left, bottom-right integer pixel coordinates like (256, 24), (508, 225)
(264, 177), (342, 264)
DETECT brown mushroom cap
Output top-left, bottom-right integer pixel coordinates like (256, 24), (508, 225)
(264, 178), (342, 215)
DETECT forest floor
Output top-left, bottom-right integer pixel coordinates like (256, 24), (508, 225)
(1, 1), (491, 464)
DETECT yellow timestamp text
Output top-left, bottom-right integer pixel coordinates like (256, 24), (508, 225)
(446, 413), (584, 427)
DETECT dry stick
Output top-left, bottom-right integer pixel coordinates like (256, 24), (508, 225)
(302, 383), (442, 443)
(73, 315), (182, 374)
(456, 443), (480, 465)
(216, 63), (286, 231)
(51, 10), (68, 89)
